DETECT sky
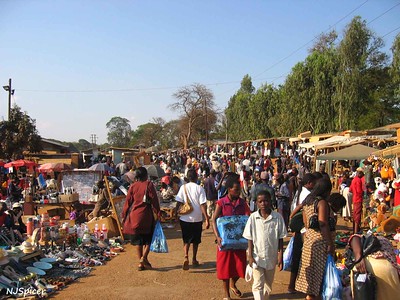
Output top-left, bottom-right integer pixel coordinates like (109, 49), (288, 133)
(0, 0), (399, 144)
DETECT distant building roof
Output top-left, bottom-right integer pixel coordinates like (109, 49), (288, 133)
(41, 138), (69, 149)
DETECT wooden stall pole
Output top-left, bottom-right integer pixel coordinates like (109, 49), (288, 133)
(104, 176), (125, 240)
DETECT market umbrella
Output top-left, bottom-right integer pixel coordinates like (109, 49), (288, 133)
(38, 162), (71, 172)
(144, 164), (165, 178)
(145, 146), (159, 153)
(121, 170), (136, 183)
(88, 163), (112, 172)
(241, 159), (251, 171)
(4, 159), (37, 168)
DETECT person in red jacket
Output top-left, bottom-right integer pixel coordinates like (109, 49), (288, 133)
(349, 167), (365, 234)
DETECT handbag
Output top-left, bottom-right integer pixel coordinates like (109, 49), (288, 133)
(309, 198), (320, 229)
(352, 272), (377, 300)
(289, 211), (304, 232)
(308, 197), (336, 231)
(345, 234), (381, 270)
(142, 181), (152, 204)
(178, 184), (193, 215)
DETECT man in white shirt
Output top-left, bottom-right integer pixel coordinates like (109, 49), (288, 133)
(175, 169), (210, 270)
(298, 173), (316, 205)
(243, 190), (287, 300)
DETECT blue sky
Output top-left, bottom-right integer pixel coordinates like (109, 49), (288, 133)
(1, 0), (399, 144)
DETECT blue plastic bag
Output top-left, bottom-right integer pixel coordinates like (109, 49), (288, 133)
(322, 254), (342, 300)
(150, 221), (168, 253)
(216, 215), (249, 251)
(283, 236), (294, 271)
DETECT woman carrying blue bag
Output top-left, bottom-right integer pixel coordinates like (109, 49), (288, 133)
(212, 174), (250, 300)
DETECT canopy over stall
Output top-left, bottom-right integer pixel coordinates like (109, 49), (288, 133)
(316, 144), (377, 176)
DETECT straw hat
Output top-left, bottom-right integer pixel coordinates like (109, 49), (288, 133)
(22, 241), (34, 254)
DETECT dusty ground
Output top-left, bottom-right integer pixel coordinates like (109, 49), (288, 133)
(52, 219), (352, 300)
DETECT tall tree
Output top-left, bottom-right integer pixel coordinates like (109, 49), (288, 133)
(106, 117), (131, 147)
(225, 75), (255, 141)
(333, 16), (387, 130)
(169, 83), (216, 149)
(0, 105), (42, 159)
(159, 119), (180, 149)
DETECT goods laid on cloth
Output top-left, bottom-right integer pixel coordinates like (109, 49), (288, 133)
(216, 215), (249, 250)
(0, 220), (124, 299)
(150, 221), (168, 253)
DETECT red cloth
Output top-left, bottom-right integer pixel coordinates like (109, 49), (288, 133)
(353, 202), (362, 225)
(216, 196), (250, 279)
(394, 182), (400, 207)
(349, 176), (364, 204)
(216, 248), (247, 280)
(0, 213), (8, 226)
(122, 181), (160, 235)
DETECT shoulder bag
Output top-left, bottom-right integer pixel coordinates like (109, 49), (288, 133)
(178, 184), (193, 215)
(308, 197), (336, 231)
(142, 181), (152, 204)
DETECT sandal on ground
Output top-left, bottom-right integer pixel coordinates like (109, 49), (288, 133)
(192, 260), (200, 267)
(182, 256), (189, 271)
(137, 262), (145, 271)
(141, 257), (152, 269)
(229, 287), (242, 298)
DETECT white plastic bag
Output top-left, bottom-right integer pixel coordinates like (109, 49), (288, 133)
(283, 236), (294, 271)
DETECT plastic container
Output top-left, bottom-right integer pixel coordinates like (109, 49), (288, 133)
(101, 224), (108, 240)
(94, 224), (99, 239)
(27, 218), (34, 236)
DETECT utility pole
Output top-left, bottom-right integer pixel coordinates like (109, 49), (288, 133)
(90, 134), (98, 148)
(3, 78), (14, 121)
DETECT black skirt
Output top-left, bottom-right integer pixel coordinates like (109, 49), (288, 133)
(179, 220), (202, 244)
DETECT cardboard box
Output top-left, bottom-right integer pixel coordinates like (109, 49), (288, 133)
(59, 193), (79, 203)
(87, 216), (120, 238)
(47, 207), (65, 218)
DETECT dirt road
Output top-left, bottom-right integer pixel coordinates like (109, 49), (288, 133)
(53, 220), (351, 300)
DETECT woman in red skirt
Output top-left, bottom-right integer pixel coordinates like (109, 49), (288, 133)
(212, 174), (250, 300)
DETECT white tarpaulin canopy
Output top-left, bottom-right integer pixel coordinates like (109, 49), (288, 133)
(299, 135), (393, 149)
(317, 144), (377, 161)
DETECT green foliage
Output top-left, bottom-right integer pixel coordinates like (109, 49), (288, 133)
(224, 16), (399, 140)
(106, 117), (132, 147)
(0, 105), (42, 159)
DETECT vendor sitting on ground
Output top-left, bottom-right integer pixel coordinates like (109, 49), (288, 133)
(7, 177), (22, 203)
(88, 180), (110, 220)
(160, 176), (175, 202)
(347, 234), (400, 299)
(45, 175), (57, 191)
(9, 203), (26, 234)
(0, 202), (12, 228)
